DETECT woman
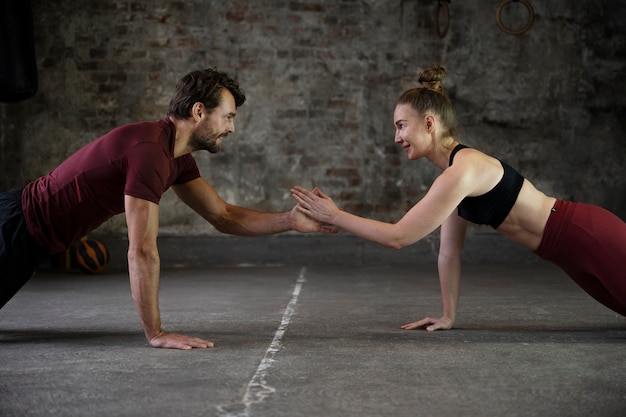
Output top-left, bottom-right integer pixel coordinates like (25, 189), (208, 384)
(291, 64), (626, 331)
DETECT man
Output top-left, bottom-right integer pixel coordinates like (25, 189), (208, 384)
(0, 68), (333, 349)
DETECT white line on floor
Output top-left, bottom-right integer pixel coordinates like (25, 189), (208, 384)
(217, 266), (307, 417)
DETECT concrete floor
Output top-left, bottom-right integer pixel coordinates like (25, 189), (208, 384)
(1, 260), (625, 417)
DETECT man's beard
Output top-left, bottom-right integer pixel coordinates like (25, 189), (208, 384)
(189, 131), (224, 154)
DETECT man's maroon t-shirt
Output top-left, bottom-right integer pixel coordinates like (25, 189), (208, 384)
(21, 118), (200, 253)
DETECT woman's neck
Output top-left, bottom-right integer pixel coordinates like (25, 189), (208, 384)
(427, 136), (458, 170)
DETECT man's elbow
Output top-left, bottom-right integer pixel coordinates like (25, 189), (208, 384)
(208, 215), (240, 235)
(128, 244), (159, 264)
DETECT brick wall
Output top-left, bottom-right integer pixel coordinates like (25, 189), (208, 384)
(1, 0), (624, 238)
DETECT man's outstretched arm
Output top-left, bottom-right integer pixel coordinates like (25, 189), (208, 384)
(172, 177), (336, 235)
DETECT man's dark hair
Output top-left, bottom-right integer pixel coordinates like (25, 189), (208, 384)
(167, 68), (246, 119)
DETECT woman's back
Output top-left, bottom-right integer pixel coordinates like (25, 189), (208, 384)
(496, 179), (556, 251)
(449, 146), (556, 251)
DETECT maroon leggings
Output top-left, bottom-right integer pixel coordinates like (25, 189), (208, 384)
(535, 200), (626, 316)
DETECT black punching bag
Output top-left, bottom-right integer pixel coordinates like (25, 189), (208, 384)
(0, 0), (38, 102)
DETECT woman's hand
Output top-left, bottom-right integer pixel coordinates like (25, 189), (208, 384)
(290, 186), (340, 224)
(401, 316), (454, 332)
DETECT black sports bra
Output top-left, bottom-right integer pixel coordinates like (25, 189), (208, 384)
(449, 144), (524, 229)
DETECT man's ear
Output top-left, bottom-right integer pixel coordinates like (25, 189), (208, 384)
(191, 102), (205, 121)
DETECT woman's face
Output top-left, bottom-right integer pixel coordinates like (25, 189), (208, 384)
(393, 104), (429, 160)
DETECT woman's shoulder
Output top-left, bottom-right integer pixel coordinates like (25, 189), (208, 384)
(448, 145), (500, 170)
(445, 146), (505, 196)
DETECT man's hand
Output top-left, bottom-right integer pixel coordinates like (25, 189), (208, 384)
(401, 316), (454, 332)
(289, 202), (337, 234)
(149, 330), (214, 350)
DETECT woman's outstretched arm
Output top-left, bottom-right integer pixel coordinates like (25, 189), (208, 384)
(291, 165), (471, 249)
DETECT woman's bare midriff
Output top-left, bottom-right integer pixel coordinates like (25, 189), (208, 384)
(496, 179), (557, 251)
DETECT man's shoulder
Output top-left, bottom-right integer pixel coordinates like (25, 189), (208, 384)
(106, 118), (172, 142)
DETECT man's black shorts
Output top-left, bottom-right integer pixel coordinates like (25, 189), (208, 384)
(0, 187), (49, 309)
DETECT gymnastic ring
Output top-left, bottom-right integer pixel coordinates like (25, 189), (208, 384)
(434, 0), (450, 38)
(496, 0), (534, 35)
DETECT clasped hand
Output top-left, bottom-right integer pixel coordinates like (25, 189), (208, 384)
(290, 186), (339, 224)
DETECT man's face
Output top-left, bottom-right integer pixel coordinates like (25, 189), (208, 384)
(190, 89), (237, 153)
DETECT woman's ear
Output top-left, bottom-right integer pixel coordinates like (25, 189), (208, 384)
(424, 114), (436, 133)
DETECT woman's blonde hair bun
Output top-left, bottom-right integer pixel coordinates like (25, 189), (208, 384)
(418, 63), (447, 93)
